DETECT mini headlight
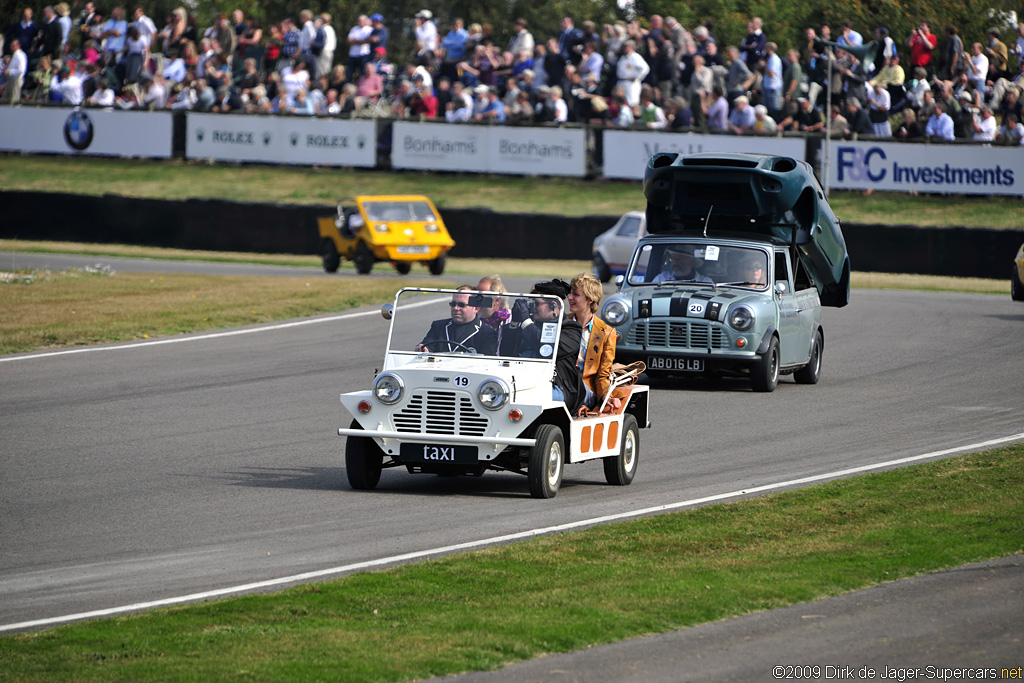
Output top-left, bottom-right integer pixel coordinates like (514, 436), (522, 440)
(477, 379), (509, 411)
(602, 299), (630, 326)
(425, 223), (439, 232)
(373, 373), (403, 404)
(728, 306), (754, 331)
(373, 223), (389, 233)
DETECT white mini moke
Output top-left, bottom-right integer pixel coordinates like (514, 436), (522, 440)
(337, 288), (650, 499)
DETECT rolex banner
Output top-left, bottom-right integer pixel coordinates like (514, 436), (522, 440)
(186, 113), (376, 167)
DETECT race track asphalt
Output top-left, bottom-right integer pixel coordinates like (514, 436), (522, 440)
(1, 251), (1022, 679)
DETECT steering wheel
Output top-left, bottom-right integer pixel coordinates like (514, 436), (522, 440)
(418, 339), (476, 354)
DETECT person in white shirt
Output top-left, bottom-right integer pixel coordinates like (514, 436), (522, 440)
(315, 13), (336, 80)
(550, 85), (568, 121)
(972, 106), (997, 141)
(131, 6), (157, 47)
(297, 10), (315, 54)
(347, 14), (372, 77)
(413, 10), (438, 53)
(162, 56), (186, 83)
(2, 39), (28, 103)
(87, 77), (115, 106)
(56, 64), (83, 103)
(965, 42), (989, 91)
(615, 40), (650, 107)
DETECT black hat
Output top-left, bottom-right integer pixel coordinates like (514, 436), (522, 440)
(532, 278), (571, 298)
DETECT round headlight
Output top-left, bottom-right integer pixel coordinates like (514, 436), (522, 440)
(373, 373), (404, 404)
(373, 223), (389, 233)
(728, 306), (754, 331)
(602, 299), (630, 326)
(425, 223), (439, 232)
(477, 379), (509, 411)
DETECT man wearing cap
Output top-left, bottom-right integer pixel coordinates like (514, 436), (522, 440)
(507, 18), (534, 57)
(413, 10), (437, 53)
(368, 14), (388, 53)
(615, 39), (649, 107)
(728, 94), (756, 133)
(984, 28), (1008, 80)
(347, 14), (371, 80)
(652, 247), (713, 284)
(473, 85), (506, 122)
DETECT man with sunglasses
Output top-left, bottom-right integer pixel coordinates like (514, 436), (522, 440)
(417, 286), (497, 355)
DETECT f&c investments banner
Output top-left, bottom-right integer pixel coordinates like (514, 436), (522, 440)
(822, 140), (1023, 196)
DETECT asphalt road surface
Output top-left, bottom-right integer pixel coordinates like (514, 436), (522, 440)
(2, 254), (1022, 657)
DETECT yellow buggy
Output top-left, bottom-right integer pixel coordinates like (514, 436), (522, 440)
(317, 195), (455, 275)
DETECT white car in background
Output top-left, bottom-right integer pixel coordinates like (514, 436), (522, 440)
(592, 211), (647, 283)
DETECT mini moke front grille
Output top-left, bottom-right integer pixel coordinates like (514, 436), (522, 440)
(392, 390), (489, 436)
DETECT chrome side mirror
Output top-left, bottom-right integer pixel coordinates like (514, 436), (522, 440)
(381, 303), (394, 320)
(775, 281), (788, 295)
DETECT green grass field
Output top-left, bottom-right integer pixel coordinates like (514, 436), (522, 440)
(1, 444), (1021, 681)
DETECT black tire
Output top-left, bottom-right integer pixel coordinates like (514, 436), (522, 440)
(593, 253), (612, 283)
(394, 262), (412, 275)
(1012, 265), (1024, 302)
(321, 238), (340, 273)
(604, 414), (639, 486)
(353, 241), (374, 275)
(794, 329), (823, 385)
(528, 424), (564, 499)
(345, 420), (383, 490)
(428, 254), (446, 276)
(751, 336), (780, 392)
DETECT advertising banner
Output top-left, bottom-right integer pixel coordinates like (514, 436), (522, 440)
(186, 113), (376, 166)
(392, 122), (587, 176)
(602, 130), (805, 180)
(821, 140), (1023, 197)
(0, 106), (173, 157)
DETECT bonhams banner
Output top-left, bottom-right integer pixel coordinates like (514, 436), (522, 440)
(603, 130), (805, 180)
(0, 107), (173, 157)
(392, 122), (587, 176)
(186, 113), (376, 166)
(822, 140), (1023, 196)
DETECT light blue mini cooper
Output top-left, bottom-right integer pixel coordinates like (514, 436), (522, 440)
(600, 152), (850, 392)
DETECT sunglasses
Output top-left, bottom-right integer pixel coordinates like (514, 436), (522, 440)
(448, 301), (469, 308)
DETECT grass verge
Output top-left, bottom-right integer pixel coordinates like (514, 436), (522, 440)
(1, 444), (1021, 681)
(1, 155), (1021, 228)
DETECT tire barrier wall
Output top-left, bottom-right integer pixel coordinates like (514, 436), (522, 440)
(0, 191), (1020, 279)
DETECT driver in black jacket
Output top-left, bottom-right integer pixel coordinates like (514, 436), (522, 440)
(417, 286), (497, 355)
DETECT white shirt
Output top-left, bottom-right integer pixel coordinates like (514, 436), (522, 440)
(133, 15), (157, 46)
(282, 67), (310, 98)
(973, 114), (997, 141)
(58, 73), (83, 103)
(553, 98), (568, 122)
(163, 58), (186, 83)
(968, 53), (988, 88)
(143, 81), (166, 108)
(348, 24), (371, 58)
(6, 48), (27, 79)
(414, 20), (438, 52)
(89, 87), (115, 106)
(321, 24), (336, 53)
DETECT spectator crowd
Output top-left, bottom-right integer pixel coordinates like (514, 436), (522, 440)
(2, 5), (1023, 144)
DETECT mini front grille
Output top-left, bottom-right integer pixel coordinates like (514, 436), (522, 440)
(392, 390), (489, 436)
(627, 320), (726, 350)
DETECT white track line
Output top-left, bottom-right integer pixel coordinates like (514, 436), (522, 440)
(3, 431), (1022, 633)
(0, 297), (445, 364)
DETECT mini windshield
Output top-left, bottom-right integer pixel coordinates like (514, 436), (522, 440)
(387, 288), (562, 362)
(362, 200), (437, 222)
(628, 242), (769, 289)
